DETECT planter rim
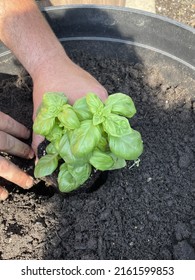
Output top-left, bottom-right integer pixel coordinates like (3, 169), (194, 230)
(42, 4), (195, 34)
(42, 5), (195, 73)
(0, 5), (194, 75)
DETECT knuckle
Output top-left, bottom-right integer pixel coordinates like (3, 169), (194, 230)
(0, 112), (16, 133)
(5, 134), (14, 150)
(6, 117), (14, 131)
(0, 156), (29, 188)
(0, 131), (7, 150)
(22, 145), (31, 158)
(0, 131), (14, 151)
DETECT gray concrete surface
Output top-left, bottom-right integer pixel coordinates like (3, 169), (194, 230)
(38, 0), (195, 28)
(155, 0), (195, 27)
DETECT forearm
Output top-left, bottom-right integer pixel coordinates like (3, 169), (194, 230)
(0, 0), (107, 117)
(0, 0), (66, 78)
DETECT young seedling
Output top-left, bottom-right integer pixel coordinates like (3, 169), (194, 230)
(33, 92), (143, 192)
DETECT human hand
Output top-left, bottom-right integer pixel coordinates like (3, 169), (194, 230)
(0, 0), (107, 158)
(0, 112), (34, 200)
(31, 53), (108, 154)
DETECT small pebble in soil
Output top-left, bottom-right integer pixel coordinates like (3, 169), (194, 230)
(165, 100), (169, 109)
(146, 177), (152, 183)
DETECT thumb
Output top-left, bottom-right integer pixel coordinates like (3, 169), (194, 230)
(31, 132), (44, 161)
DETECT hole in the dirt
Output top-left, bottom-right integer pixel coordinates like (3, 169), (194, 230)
(34, 217), (47, 228)
(6, 222), (24, 236)
(5, 181), (58, 198)
(29, 181), (57, 197)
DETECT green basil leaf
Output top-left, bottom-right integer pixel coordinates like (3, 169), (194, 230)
(70, 120), (101, 157)
(58, 104), (80, 130)
(73, 96), (93, 121)
(46, 122), (63, 142)
(92, 105), (112, 125)
(53, 139), (61, 152)
(105, 93), (136, 118)
(46, 142), (58, 155)
(103, 114), (132, 137)
(109, 153), (126, 170)
(89, 149), (114, 171)
(93, 112), (105, 125)
(33, 107), (55, 136)
(58, 133), (76, 163)
(86, 93), (104, 114)
(68, 163), (91, 186)
(43, 92), (68, 116)
(97, 136), (108, 152)
(109, 129), (143, 160)
(58, 163), (79, 192)
(34, 154), (58, 178)
(102, 105), (112, 117)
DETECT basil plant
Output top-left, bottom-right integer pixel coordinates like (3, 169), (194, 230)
(33, 92), (143, 192)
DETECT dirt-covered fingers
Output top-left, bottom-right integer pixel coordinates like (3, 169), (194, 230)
(0, 186), (9, 201)
(0, 156), (34, 189)
(0, 111), (30, 139)
(0, 131), (34, 159)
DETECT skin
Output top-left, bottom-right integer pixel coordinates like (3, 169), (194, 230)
(0, 0), (108, 200)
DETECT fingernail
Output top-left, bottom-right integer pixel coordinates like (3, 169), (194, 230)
(0, 187), (9, 201)
(28, 149), (35, 159)
(25, 177), (34, 189)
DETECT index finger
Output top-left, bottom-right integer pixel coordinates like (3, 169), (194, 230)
(0, 111), (30, 139)
(0, 156), (34, 189)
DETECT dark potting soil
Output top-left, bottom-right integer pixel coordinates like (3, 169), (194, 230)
(0, 48), (195, 260)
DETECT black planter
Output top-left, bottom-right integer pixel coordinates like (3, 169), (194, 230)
(0, 6), (194, 193)
(0, 5), (194, 80)
(0, 6), (195, 260)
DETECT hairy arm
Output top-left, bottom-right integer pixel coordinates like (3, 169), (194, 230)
(0, 0), (65, 78)
(0, 0), (107, 111)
